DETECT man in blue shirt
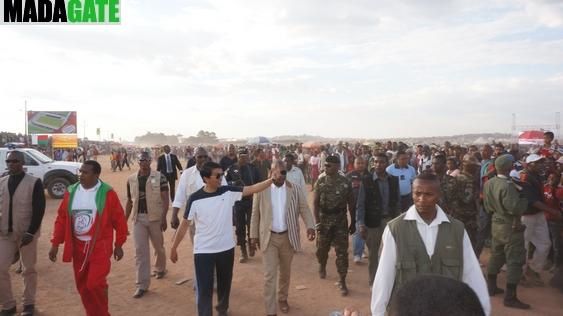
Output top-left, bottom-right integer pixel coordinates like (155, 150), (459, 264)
(385, 150), (416, 212)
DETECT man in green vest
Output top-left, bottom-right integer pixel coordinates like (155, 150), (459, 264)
(484, 154), (530, 309)
(126, 152), (169, 298)
(371, 172), (490, 316)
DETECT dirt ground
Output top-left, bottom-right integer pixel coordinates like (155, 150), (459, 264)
(7, 155), (563, 315)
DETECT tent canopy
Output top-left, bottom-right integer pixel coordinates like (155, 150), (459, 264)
(247, 136), (271, 145)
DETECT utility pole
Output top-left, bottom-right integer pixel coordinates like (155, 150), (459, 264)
(24, 100), (28, 145)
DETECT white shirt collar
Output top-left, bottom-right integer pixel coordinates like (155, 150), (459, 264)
(79, 180), (101, 192)
(403, 204), (450, 227)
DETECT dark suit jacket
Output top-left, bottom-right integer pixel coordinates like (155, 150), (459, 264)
(157, 153), (183, 180)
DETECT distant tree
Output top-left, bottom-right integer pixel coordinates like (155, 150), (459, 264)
(134, 132), (180, 145)
(182, 130), (219, 144)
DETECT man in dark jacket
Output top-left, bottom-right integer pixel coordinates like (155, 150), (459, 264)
(157, 145), (183, 202)
(356, 153), (400, 286)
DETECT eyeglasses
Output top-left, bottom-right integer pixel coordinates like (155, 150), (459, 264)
(139, 159), (149, 162)
(280, 170), (287, 175)
(196, 155), (208, 159)
(5, 160), (21, 164)
(214, 173), (224, 179)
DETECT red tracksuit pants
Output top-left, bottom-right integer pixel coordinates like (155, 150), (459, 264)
(72, 239), (112, 316)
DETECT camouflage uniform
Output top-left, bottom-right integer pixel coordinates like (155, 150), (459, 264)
(453, 172), (479, 249)
(315, 172), (353, 279)
(438, 174), (458, 215)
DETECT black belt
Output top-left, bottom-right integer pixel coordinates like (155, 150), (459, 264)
(270, 230), (287, 234)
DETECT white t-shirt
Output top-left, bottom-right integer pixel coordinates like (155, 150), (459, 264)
(71, 181), (101, 241)
(270, 183), (287, 233)
(184, 186), (243, 254)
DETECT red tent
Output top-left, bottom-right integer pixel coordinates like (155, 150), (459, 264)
(518, 130), (545, 145)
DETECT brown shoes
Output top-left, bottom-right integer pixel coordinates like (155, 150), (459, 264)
(278, 301), (290, 313)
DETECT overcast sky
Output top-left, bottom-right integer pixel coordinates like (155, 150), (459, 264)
(1, 0), (562, 141)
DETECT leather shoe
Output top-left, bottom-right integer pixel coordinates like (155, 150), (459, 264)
(278, 300), (289, 313)
(155, 271), (167, 279)
(0, 307), (16, 316)
(21, 305), (34, 316)
(133, 288), (147, 298)
(0, 306), (18, 316)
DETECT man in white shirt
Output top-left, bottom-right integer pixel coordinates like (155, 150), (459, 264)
(283, 153), (307, 197)
(170, 162), (278, 316)
(371, 173), (490, 316)
(250, 160), (316, 316)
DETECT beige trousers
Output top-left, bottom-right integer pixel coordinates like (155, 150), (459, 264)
(262, 232), (294, 315)
(0, 233), (38, 309)
(134, 214), (166, 290)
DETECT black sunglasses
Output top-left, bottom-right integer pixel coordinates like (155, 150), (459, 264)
(214, 173), (224, 179)
(196, 155), (208, 159)
(5, 159), (21, 164)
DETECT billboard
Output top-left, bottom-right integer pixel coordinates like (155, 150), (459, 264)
(52, 134), (78, 148)
(27, 111), (77, 134)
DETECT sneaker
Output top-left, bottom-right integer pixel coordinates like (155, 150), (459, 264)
(353, 255), (361, 264)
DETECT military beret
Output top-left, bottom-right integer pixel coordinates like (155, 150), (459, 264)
(326, 154), (340, 164)
(494, 154), (514, 171)
(237, 147), (249, 155)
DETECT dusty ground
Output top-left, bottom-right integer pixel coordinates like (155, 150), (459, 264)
(8, 155), (563, 315)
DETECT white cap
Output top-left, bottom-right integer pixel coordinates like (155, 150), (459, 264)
(525, 154), (544, 163)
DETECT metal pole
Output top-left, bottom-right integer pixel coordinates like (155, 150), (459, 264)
(24, 100), (28, 145)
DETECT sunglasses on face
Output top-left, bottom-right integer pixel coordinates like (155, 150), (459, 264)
(214, 173), (224, 179)
(5, 159), (21, 164)
(196, 155), (208, 159)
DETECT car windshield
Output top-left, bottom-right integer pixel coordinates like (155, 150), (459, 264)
(27, 149), (53, 163)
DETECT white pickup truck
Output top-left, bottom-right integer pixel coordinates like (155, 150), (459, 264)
(0, 148), (81, 199)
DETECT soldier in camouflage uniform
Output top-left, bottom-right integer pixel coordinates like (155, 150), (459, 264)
(484, 154), (530, 309)
(430, 154), (458, 215)
(453, 155), (481, 252)
(314, 155), (355, 296)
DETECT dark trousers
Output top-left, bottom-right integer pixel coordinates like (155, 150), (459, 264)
(194, 248), (235, 316)
(548, 220), (563, 266)
(234, 203), (252, 247)
(475, 206), (492, 259)
(165, 174), (176, 202)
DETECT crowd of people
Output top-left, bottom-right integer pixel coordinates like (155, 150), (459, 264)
(0, 131), (562, 316)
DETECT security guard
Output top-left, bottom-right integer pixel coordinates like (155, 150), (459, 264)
(314, 155), (355, 296)
(484, 154), (530, 309)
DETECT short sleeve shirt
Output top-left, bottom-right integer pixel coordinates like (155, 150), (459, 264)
(71, 181), (101, 241)
(184, 186), (243, 254)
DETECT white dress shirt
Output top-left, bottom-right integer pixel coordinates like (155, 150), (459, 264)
(166, 154), (172, 173)
(173, 165), (227, 209)
(270, 183), (287, 233)
(371, 205), (491, 316)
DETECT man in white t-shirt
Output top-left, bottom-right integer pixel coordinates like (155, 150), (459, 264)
(170, 161), (277, 316)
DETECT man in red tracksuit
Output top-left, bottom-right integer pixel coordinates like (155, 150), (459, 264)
(48, 160), (128, 316)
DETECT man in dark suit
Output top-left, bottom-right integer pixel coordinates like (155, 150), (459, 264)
(157, 145), (183, 202)
(356, 152), (400, 286)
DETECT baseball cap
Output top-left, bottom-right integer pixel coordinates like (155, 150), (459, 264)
(525, 154), (544, 163)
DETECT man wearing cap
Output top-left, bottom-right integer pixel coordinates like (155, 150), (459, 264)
(157, 145), (183, 202)
(314, 154), (355, 296)
(125, 152), (169, 298)
(452, 155), (481, 251)
(226, 147), (261, 263)
(519, 154), (562, 286)
(484, 154), (530, 309)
